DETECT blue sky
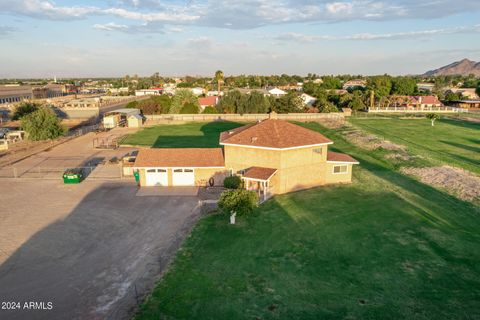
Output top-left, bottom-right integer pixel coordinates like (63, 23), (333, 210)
(0, 0), (479, 78)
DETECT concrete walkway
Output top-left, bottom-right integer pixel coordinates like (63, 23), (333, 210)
(136, 186), (199, 197)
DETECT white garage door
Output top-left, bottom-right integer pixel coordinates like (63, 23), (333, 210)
(172, 168), (195, 186)
(145, 168), (168, 186)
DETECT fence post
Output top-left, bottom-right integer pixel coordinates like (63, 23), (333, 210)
(13, 167), (17, 179)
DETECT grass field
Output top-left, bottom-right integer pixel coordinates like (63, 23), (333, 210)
(120, 121), (244, 148)
(349, 117), (480, 174)
(135, 121), (480, 320)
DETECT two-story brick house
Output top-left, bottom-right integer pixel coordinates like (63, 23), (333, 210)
(133, 114), (358, 199)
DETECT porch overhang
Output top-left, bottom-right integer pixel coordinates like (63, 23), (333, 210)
(241, 167), (277, 182)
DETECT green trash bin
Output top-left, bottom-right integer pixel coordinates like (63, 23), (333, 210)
(133, 170), (140, 183)
(63, 169), (83, 184)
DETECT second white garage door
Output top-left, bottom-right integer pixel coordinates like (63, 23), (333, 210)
(172, 168), (195, 186)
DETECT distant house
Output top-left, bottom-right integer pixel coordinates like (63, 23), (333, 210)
(342, 79), (367, 90)
(190, 87), (205, 96)
(417, 82), (435, 92)
(445, 88), (479, 100)
(198, 96), (219, 110)
(109, 87), (129, 95)
(233, 88), (269, 96)
(449, 100), (480, 109)
(206, 90), (224, 97)
(135, 88), (162, 96)
(389, 95), (443, 109)
(412, 95), (442, 108)
(300, 93), (317, 106)
(267, 87), (287, 97)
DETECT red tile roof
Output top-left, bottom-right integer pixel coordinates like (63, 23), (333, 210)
(134, 148), (224, 167)
(243, 167), (277, 180)
(406, 95), (441, 105)
(198, 96), (218, 106)
(220, 119), (332, 149)
(327, 151), (359, 164)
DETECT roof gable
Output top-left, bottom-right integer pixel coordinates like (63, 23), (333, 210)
(220, 119), (332, 149)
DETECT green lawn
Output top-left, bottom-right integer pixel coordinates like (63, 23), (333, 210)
(349, 117), (480, 174)
(135, 122), (480, 320)
(120, 121), (244, 148)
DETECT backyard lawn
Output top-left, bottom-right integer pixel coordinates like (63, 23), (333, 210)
(135, 121), (480, 320)
(349, 117), (480, 174)
(120, 121), (244, 148)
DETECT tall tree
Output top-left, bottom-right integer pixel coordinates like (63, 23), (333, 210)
(367, 75), (392, 98)
(215, 70), (224, 95)
(391, 77), (416, 95)
(170, 89), (200, 114)
(12, 101), (41, 120)
(271, 92), (303, 113)
(21, 107), (65, 141)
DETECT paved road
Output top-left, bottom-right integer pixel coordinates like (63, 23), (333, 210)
(0, 180), (201, 320)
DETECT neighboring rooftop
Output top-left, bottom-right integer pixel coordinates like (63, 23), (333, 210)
(220, 118), (332, 149)
(327, 151), (359, 164)
(198, 96), (218, 106)
(134, 148), (225, 168)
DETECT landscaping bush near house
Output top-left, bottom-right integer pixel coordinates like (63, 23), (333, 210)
(223, 175), (242, 189)
(218, 189), (258, 216)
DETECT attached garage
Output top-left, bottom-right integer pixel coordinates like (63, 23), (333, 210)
(133, 148), (227, 187)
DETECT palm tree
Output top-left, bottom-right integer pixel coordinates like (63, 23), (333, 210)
(215, 70), (224, 96)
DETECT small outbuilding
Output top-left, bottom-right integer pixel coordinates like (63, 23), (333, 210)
(103, 108), (141, 129)
(127, 114), (143, 128)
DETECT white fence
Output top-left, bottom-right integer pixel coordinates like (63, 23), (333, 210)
(367, 107), (468, 113)
(144, 112), (345, 123)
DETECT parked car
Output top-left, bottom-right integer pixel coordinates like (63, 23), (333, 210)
(0, 128), (10, 139)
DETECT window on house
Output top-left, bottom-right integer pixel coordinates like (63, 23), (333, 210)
(147, 169), (156, 173)
(173, 169), (183, 173)
(313, 148), (323, 154)
(333, 165), (348, 174)
(184, 169), (194, 173)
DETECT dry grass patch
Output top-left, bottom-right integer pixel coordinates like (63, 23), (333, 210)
(401, 166), (480, 202)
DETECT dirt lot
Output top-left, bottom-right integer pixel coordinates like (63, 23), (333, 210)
(0, 127), (139, 179)
(401, 166), (480, 202)
(0, 180), (202, 320)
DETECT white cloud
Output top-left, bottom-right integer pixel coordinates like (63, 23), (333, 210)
(1, 0), (480, 30)
(0, 0), (99, 20)
(103, 8), (199, 23)
(275, 25), (480, 42)
(93, 22), (129, 31)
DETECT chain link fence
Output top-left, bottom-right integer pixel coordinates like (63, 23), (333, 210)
(0, 165), (126, 180)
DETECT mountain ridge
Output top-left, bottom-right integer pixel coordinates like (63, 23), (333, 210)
(424, 58), (480, 76)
